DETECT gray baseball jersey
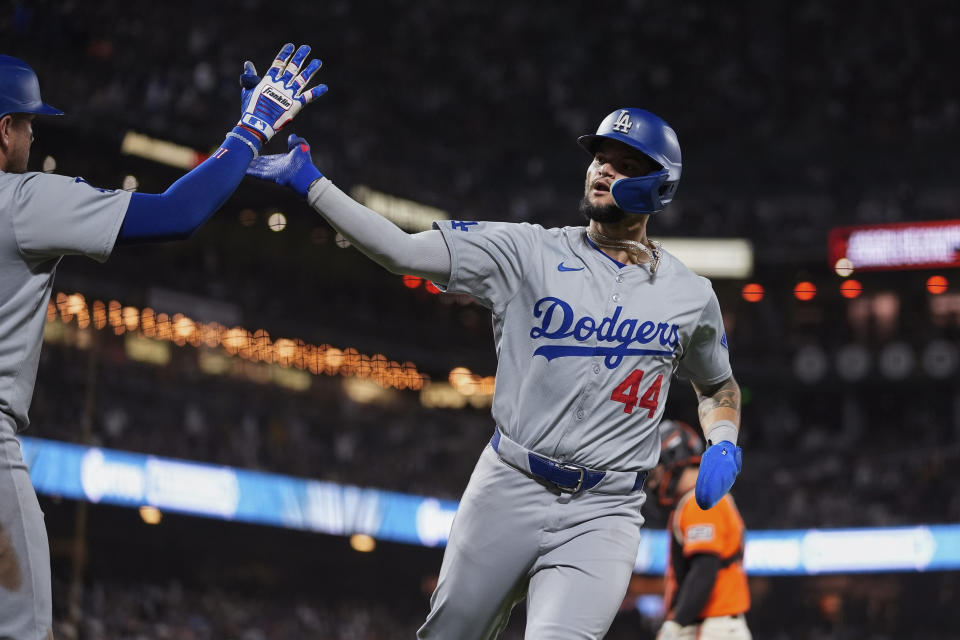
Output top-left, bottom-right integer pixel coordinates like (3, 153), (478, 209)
(433, 220), (731, 472)
(420, 220), (732, 640)
(0, 172), (130, 640)
(0, 171), (130, 433)
(1, 170), (128, 640)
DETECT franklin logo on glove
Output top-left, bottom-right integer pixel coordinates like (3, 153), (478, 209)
(262, 86), (294, 110)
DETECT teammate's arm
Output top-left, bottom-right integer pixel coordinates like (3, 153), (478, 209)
(246, 135), (453, 284)
(119, 134), (257, 242)
(670, 553), (722, 625)
(119, 43), (327, 243)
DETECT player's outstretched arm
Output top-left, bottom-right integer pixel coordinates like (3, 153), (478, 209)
(691, 375), (743, 510)
(118, 43), (327, 242)
(247, 135), (452, 284)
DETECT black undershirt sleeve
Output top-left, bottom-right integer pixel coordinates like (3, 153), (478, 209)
(672, 553), (723, 625)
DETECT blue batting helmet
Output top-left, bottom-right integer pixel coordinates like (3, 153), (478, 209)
(578, 108), (681, 214)
(0, 55), (63, 119)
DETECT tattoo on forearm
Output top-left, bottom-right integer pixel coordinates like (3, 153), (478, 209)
(694, 377), (741, 423)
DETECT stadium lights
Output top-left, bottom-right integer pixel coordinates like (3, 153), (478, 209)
(652, 237), (753, 279)
(794, 282), (817, 301)
(350, 534), (376, 553)
(267, 212), (287, 232)
(120, 131), (205, 170)
(840, 279), (863, 299)
(401, 275), (442, 295)
(139, 505), (162, 525)
(834, 257), (854, 277)
(420, 382), (493, 409)
(350, 184), (449, 232)
(48, 292), (429, 391)
(927, 275), (949, 294)
(741, 283), (764, 302)
(447, 367), (495, 396)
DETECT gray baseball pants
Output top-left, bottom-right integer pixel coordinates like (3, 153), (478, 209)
(418, 444), (646, 639)
(0, 421), (52, 640)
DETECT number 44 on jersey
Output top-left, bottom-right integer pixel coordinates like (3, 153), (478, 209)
(610, 369), (663, 417)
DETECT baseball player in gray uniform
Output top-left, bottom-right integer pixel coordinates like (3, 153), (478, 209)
(0, 47), (326, 639)
(246, 106), (744, 638)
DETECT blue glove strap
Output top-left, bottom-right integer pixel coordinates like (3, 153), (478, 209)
(694, 440), (743, 510)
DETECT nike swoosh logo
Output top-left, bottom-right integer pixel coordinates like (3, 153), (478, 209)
(557, 262), (585, 272)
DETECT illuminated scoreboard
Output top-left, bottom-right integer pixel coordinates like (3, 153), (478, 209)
(829, 219), (960, 271)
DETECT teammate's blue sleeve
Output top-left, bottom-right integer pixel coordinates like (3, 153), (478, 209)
(118, 127), (258, 242)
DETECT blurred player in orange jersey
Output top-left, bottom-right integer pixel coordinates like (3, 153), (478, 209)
(648, 419), (751, 640)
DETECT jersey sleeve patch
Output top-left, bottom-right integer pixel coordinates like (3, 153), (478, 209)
(685, 524), (715, 542)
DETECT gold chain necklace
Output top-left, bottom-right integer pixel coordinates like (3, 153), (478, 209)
(586, 230), (662, 274)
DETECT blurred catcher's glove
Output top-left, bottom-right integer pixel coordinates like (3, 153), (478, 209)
(695, 440), (742, 510)
(247, 134), (322, 198)
(238, 43), (327, 142)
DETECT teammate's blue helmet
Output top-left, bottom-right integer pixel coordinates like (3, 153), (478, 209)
(578, 108), (681, 214)
(0, 55), (63, 119)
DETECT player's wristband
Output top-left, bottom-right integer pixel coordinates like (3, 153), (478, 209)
(705, 420), (738, 446)
(227, 126), (263, 157)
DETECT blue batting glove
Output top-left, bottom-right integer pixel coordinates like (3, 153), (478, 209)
(237, 43), (328, 142)
(240, 60), (261, 94)
(247, 134), (323, 198)
(695, 440), (742, 510)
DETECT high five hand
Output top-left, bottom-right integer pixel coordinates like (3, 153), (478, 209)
(238, 43), (327, 142)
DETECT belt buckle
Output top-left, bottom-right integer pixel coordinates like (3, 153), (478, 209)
(556, 463), (585, 493)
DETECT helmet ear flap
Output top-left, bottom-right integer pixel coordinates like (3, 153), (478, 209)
(610, 171), (670, 214)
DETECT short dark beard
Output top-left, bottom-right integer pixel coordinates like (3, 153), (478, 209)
(578, 196), (627, 224)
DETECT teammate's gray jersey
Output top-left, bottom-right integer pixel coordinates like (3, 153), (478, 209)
(0, 171), (130, 431)
(435, 221), (731, 472)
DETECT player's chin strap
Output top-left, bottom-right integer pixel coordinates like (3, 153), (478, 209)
(586, 230), (662, 274)
(610, 169), (670, 214)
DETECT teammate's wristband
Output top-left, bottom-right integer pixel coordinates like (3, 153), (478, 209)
(227, 126), (264, 157)
(705, 420), (738, 446)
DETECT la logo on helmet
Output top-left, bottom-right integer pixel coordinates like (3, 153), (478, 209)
(612, 110), (633, 133)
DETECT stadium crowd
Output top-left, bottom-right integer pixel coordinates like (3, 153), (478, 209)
(6, 0), (960, 246)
